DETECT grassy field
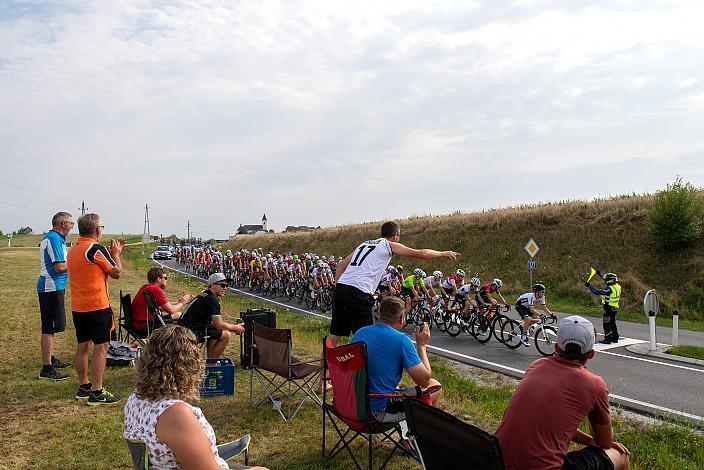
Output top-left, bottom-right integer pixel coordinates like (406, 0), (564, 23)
(1, 246), (703, 469)
(225, 194), (704, 327)
(665, 346), (704, 361)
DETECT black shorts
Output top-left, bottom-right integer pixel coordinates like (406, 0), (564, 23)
(73, 308), (114, 345)
(563, 446), (615, 470)
(442, 286), (454, 296)
(400, 286), (414, 297)
(330, 283), (374, 337)
(38, 291), (66, 334)
(515, 304), (532, 319)
(188, 326), (223, 343)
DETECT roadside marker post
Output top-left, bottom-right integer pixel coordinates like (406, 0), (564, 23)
(524, 239), (539, 287)
(672, 309), (679, 347)
(644, 289), (658, 351)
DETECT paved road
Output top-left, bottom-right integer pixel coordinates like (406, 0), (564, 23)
(157, 258), (704, 425)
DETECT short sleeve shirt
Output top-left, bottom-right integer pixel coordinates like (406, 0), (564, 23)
(516, 292), (546, 308)
(495, 356), (611, 470)
(37, 230), (68, 293)
(131, 284), (169, 329)
(67, 237), (116, 312)
(179, 290), (221, 329)
(351, 323), (421, 412)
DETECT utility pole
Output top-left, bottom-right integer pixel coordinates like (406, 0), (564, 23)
(78, 201), (87, 216)
(142, 203), (150, 255)
(187, 220), (191, 241)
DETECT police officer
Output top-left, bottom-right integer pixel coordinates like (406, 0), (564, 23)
(585, 271), (621, 344)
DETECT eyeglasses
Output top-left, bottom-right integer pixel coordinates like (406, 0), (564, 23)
(162, 276), (168, 280)
(62, 221), (75, 226)
(98, 225), (105, 230)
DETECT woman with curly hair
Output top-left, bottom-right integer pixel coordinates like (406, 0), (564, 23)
(123, 325), (268, 469)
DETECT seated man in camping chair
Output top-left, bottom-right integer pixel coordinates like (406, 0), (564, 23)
(351, 296), (442, 423)
(131, 267), (192, 337)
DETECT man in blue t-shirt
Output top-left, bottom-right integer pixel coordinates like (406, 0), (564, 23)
(37, 211), (74, 380)
(351, 296), (442, 421)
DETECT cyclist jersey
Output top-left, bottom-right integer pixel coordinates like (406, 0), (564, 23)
(379, 273), (395, 287)
(337, 237), (393, 295)
(478, 284), (496, 303)
(457, 284), (473, 297)
(516, 292), (546, 307)
(402, 275), (422, 289)
(423, 276), (441, 289)
(441, 275), (462, 290)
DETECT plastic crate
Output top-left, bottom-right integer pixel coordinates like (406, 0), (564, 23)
(200, 357), (234, 397)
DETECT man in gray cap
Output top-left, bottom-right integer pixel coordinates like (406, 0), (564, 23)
(495, 315), (631, 470)
(178, 273), (244, 358)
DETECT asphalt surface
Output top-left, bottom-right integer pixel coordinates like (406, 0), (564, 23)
(157, 258), (704, 425)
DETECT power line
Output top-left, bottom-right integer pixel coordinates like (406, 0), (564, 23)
(0, 200), (56, 214)
(0, 180), (126, 210)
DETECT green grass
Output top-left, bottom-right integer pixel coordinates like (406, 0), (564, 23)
(1, 247), (703, 469)
(665, 346), (704, 361)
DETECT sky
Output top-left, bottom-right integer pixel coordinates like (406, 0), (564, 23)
(1, 0), (703, 239)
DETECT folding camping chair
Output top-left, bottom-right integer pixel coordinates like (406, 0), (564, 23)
(125, 434), (251, 469)
(321, 338), (440, 470)
(143, 289), (169, 334)
(117, 291), (146, 347)
(249, 322), (323, 421)
(403, 397), (505, 470)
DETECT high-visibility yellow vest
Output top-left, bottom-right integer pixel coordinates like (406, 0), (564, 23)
(601, 283), (621, 307)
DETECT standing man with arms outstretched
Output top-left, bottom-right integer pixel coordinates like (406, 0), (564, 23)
(329, 221), (459, 347)
(38, 211), (73, 380)
(67, 213), (124, 405)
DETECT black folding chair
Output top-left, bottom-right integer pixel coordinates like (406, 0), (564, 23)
(402, 398), (505, 470)
(117, 291), (146, 346)
(125, 434), (250, 469)
(143, 289), (168, 336)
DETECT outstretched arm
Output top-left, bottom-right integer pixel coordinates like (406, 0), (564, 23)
(390, 242), (459, 260)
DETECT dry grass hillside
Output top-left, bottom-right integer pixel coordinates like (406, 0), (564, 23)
(226, 195), (704, 321)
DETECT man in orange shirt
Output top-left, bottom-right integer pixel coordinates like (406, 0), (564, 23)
(67, 213), (124, 406)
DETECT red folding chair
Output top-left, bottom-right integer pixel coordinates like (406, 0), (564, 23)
(321, 337), (439, 469)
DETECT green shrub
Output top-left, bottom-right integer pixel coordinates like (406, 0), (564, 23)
(648, 178), (704, 250)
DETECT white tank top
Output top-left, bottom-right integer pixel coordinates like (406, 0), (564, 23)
(338, 238), (393, 294)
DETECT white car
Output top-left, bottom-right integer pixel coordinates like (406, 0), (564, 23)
(153, 246), (172, 260)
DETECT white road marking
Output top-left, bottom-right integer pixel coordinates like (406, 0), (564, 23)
(593, 337), (644, 350)
(155, 259), (704, 423)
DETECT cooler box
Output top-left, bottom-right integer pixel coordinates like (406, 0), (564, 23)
(201, 357), (235, 397)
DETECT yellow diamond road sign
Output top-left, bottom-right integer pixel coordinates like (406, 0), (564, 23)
(524, 239), (539, 258)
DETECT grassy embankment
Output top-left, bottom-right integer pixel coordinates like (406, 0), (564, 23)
(0, 246), (703, 469)
(227, 194), (704, 330)
(666, 346), (704, 361)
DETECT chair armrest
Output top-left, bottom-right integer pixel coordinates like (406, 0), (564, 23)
(290, 357), (322, 366)
(217, 434), (250, 461)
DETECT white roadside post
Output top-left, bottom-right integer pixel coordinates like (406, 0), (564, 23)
(643, 289), (658, 351)
(672, 309), (679, 347)
(7, 234), (11, 247)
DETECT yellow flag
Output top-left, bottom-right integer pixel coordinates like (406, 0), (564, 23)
(587, 267), (597, 282)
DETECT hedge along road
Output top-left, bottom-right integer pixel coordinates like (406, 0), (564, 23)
(155, 258), (704, 426)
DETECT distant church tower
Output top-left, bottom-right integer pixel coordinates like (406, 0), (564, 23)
(262, 213), (268, 232)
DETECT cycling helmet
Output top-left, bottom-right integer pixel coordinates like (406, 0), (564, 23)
(456, 269), (465, 277)
(492, 278), (503, 289)
(396, 265), (404, 272)
(604, 273), (618, 285)
(293, 254), (299, 260)
(387, 265), (398, 275)
(226, 250), (232, 255)
(414, 268), (426, 277)
(321, 256), (327, 261)
(294, 259), (301, 264)
(532, 283), (546, 292)
(470, 277), (481, 287)
(433, 270), (443, 278)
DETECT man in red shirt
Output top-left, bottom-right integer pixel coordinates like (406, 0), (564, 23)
(131, 267), (192, 336)
(495, 315), (631, 470)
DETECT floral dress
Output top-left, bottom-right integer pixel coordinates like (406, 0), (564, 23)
(124, 393), (228, 469)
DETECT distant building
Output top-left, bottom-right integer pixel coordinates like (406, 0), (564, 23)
(284, 225), (320, 233)
(234, 214), (269, 236)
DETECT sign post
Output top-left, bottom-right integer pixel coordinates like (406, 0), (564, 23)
(7, 234), (11, 248)
(643, 289), (658, 351)
(524, 239), (539, 287)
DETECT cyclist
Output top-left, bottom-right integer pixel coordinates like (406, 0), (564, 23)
(401, 268), (428, 312)
(477, 278), (510, 309)
(515, 283), (554, 347)
(423, 270), (443, 306)
(378, 265), (398, 296)
(455, 277), (482, 317)
(441, 269), (465, 309)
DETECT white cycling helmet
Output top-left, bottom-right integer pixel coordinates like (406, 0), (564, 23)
(470, 277), (481, 287)
(433, 270), (443, 278)
(492, 278), (503, 289)
(414, 268), (426, 278)
(387, 265), (398, 275)
(456, 269), (466, 277)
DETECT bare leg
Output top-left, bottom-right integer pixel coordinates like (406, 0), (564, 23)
(90, 342), (109, 391)
(41, 333), (54, 365)
(207, 330), (231, 358)
(75, 341), (91, 385)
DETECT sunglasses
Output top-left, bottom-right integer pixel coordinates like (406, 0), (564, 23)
(216, 283), (229, 288)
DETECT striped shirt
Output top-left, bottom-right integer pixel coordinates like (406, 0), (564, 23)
(37, 230), (68, 293)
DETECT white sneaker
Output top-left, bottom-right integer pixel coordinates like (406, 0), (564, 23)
(520, 337), (530, 347)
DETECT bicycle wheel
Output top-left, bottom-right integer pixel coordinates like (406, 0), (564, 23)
(445, 313), (462, 337)
(491, 314), (509, 343)
(501, 319), (523, 349)
(304, 292), (315, 309)
(534, 326), (558, 356)
(432, 307), (447, 332)
(470, 315), (492, 343)
(417, 308), (432, 330)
